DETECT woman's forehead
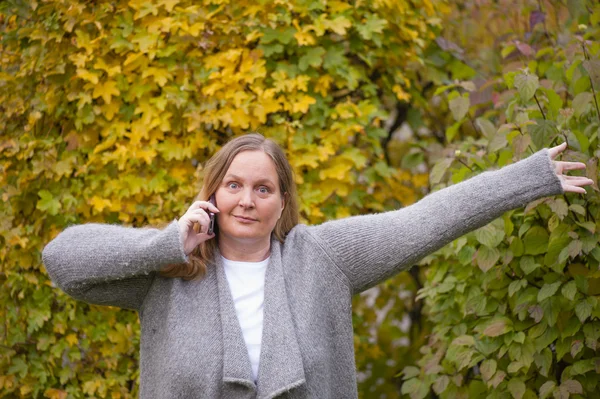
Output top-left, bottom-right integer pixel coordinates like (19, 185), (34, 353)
(225, 151), (279, 183)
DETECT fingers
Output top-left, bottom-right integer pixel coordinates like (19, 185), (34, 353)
(187, 200), (219, 214)
(548, 142), (567, 159)
(184, 210), (212, 234)
(563, 185), (588, 194)
(556, 161), (587, 172)
(561, 175), (595, 193)
(563, 175), (594, 183)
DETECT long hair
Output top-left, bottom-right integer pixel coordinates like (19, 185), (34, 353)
(159, 133), (299, 280)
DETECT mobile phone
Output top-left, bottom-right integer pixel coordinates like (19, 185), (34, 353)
(207, 195), (216, 235)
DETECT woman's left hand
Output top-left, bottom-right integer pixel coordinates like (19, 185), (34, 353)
(549, 142), (595, 194)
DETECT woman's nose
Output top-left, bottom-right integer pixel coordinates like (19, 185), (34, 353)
(238, 189), (255, 208)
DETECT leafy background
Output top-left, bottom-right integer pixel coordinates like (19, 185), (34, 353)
(1, 0), (599, 398)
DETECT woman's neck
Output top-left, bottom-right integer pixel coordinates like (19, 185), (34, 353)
(218, 236), (271, 262)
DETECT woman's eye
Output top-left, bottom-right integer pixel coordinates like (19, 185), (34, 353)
(258, 186), (270, 194)
(228, 182), (239, 189)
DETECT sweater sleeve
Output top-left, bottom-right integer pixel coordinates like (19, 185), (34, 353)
(306, 149), (564, 294)
(42, 219), (188, 311)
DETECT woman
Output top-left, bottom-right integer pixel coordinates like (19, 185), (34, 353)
(43, 134), (592, 398)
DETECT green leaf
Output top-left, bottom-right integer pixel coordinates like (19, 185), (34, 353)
(508, 378), (526, 399)
(571, 339), (584, 358)
(541, 297), (560, 326)
(476, 117), (496, 138)
(534, 348), (553, 377)
(356, 14), (387, 40)
(452, 335), (475, 346)
(477, 246), (500, 272)
(489, 370), (506, 388)
(523, 226), (549, 255)
(575, 299), (592, 323)
(567, 0), (585, 18)
(561, 281), (577, 301)
(475, 223), (505, 247)
(449, 94), (470, 121)
(583, 60), (600, 88)
(432, 375), (449, 395)
(534, 326), (558, 352)
(445, 120), (462, 142)
(528, 120), (557, 150)
(299, 47), (326, 71)
(509, 279), (527, 297)
(528, 305), (544, 323)
(572, 92), (593, 118)
(547, 198), (568, 220)
(37, 190), (62, 215)
(544, 88), (563, 119)
(7, 357), (28, 379)
(538, 282), (562, 302)
(562, 317), (582, 338)
(583, 323), (600, 350)
(539, 380), (556, 399)
(483, 317), (512, 337)
(560, 379), (583, 394)
(430, 158), (453, 185)
(261, 27), (295, 44)
(402, 366), (420, 379)
(520, 256), (540, 275)
(514, 72), (539, 102)
(480, 359), (496, 381)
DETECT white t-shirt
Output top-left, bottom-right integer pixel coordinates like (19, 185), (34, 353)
(221, 255), (269, 382)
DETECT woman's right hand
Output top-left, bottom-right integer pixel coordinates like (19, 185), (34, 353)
(178, 201), (220, 256)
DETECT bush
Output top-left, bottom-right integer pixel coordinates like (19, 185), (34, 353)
(399, 2), (600, 398)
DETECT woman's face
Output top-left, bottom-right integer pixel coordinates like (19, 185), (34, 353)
(214, 150), (285, 245)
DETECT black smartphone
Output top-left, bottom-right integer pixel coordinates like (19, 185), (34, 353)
(207, 195), (216, 235)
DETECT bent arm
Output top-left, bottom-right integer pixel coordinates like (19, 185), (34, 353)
(42, 219), (187, 310)
(307, 149), (563, 294)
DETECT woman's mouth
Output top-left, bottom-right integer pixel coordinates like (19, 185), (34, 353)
(233, 215), (258, 223)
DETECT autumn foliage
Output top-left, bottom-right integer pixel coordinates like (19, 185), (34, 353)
(1, 0), (439, 396)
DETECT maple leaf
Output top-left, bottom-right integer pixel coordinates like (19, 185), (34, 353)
(93, 80), (120, 104)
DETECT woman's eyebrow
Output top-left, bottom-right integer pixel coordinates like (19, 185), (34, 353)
(223, 174), (276, 186)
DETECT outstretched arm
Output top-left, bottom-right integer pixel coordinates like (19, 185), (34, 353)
(307, 145), (592, 294)
(42, 220), (187, 310)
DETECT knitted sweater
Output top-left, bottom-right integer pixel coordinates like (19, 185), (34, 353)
(42, 149), (563, 398)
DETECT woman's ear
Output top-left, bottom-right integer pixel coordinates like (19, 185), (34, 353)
(278, 192), (288, 219)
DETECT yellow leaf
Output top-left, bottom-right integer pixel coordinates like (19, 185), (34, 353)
(319, 162), (353, 181)
(89, 196), (112, 213)
(393, 84), (411, 101)
(290, 94), (316, 114)
(245, 30), (262, 43)
(328, 0), (353, 12)
(187, 22), (205, 37)
(93, 58), (121, 77)
(124, 52), (145, 67)
(93, 80), (120, 104)
(66, 333), (78, 347)
(69, 53), (89, 68)
(142, 67), (173, 87)
(315, 75), (333, 97)
(102, 101), (120, 121)
(157, 0), (180, 12)
(44, 388), (68, 399)
(293, 20), (316, 46)
(327, 16), (352, 35)
(76, 68), (99, 84)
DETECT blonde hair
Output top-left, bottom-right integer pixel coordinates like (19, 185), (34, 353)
(159, 133), (299, 280)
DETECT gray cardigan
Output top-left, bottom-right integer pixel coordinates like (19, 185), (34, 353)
(42, 149), (563, 398)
